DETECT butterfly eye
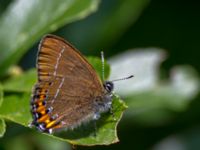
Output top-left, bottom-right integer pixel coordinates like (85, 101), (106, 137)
(103, 81), (114, 93)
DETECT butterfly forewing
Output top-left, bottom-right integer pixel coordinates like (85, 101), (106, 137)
(31, 35), (104, 133)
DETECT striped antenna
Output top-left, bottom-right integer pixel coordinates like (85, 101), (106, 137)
(111, 75), (134, 82)
(101, 51), (105, 81)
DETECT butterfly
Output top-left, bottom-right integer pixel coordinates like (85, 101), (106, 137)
(30, 34), (133, 134)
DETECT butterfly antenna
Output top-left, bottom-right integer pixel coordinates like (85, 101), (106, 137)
(111, 75), (134, 82)
(101, 51), (105, 81)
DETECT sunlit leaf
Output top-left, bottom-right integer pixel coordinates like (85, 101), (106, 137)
(0, 0), (100, 76)
(3, 69), (36, 92)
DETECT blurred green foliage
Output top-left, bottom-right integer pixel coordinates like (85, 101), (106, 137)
(0, 0), (200, 149)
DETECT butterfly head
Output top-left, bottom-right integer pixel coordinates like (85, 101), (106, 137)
(101, 51), (133, 94)
(103, 81), (114, 93)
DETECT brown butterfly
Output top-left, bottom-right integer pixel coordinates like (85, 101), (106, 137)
(30, 34), (133, 133)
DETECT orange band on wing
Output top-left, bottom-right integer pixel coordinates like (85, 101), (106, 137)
(38, 114), (50, 122)
(46, 120), (56, 128)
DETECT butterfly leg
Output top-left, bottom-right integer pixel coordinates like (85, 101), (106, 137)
(109, 106), (116, 121)
(93, 121), (97, 137)
(109, 94), (116, 121)
(92, 113), (100, 136)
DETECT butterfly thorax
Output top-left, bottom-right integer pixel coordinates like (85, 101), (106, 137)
(92, 81), (114, 120)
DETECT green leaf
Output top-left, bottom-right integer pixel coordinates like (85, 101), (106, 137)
(3, 69), (36, 93)
(0, 93), (32, 126)
(0, 0), (100, 76)
(3, 131), (70, 150)
(0, 118), (6, 138)
(0, 84), (3, 107)
(1, 56), (126, 145)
